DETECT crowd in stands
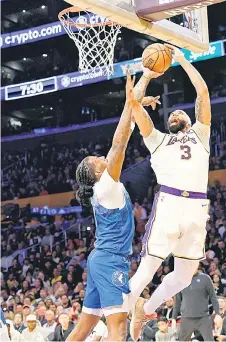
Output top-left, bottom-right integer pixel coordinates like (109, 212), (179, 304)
(2, 117), (226, 201)
(1, 129), (149, 201)
(1, 177), (226, 340)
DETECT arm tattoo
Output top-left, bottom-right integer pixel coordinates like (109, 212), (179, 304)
(134, 75), (152, 103)
(141, 107), (154, 130)
(195, 94), (205, 124)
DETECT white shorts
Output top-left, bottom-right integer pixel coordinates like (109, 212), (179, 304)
(82, 293), (129, 317)
(141, 191), (209, 261)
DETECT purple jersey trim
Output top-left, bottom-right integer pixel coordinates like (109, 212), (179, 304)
(160, 185), (207, 199)
(140, 191), (160, 257)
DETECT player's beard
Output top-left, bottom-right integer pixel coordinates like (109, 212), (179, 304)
(168, 119), (187, 134)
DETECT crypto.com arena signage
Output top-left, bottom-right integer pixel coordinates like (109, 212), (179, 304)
(0, 40), (224, 101)
(0, 14), (106, 49)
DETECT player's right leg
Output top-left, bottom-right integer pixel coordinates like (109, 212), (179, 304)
(105, 310), (128, 341)
(130, 258), (199, 341)
(66, 311), (100, 341)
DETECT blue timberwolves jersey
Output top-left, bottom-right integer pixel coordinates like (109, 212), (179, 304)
(91, 178), (134, 256)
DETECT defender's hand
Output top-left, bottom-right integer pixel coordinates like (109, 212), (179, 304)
(164, 44), (185, 63)
(126, 69), (136, 102)
(142, 95), (161, 110)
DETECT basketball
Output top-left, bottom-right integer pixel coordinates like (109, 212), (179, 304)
(142, 43), (172, 73)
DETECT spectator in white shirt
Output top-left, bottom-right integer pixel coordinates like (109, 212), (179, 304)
(6, 320), (22, 342)
(21, 314), (45, 342)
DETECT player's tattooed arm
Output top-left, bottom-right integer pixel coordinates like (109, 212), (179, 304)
(132, 102), (154, 138)
(106, 71), (134, 182)
(165, 44), (211, 126)
(133, 68), (163, 103)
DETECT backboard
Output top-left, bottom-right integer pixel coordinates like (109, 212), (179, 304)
(63, 0), (219, 52)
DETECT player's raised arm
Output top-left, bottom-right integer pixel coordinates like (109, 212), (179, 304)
(132, 70), (163, 138)
(106, 70), (135, 182)
(133, 67), (163, 103)
(165, 44), (211, 126)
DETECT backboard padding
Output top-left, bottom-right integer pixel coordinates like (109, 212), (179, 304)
(64, 0), (209, 52)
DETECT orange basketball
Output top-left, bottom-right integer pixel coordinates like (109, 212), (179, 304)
(142, 43), (172, 73)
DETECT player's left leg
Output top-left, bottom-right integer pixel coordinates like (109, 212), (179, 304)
(143, 258), (199, 314)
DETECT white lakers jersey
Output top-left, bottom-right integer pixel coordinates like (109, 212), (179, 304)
(144, 121), (210, 193)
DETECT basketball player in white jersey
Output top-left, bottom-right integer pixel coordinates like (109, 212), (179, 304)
(128, 44), (211, 340)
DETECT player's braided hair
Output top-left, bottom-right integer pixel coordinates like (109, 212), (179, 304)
(76, 157), (96, 207)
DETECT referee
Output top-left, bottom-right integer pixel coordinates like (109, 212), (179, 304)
(172, 269), (221, 341)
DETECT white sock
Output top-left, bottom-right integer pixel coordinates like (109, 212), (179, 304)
(127, 256), (162, 311)
(144, 258), (199, 315)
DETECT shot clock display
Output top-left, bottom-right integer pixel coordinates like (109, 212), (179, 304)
(5, 77), (57, 100)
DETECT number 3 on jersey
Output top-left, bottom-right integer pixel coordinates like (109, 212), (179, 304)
(180, 145), (191, 160)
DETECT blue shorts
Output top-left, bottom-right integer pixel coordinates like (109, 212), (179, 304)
(84, 249), (130, 309)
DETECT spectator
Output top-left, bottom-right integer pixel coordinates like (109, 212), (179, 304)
(155, 317), (177, 341)
(41, 229), (53, 247)
(51, 269), (62, 285)
(76, 239), (87, 254)
(133, 201), (147, 223)
(217, 316), (226, 341)
(142, 316), (158, 341)
(60, 295), (71, 312)
(218, 218), (226, 238)
(43, 310), (57, 330)
(161, 298), (174, 321)
(6, 320), (22, 342)
(22, 305), (31, 322)
(213, 314), (224, 340)
(13, 313), (26, 333)
(53, 313), (74, 341)
(21, 314), (45, 342)
(213, 274), (224, 295)
(36, 305), (47, 326)
(219, 297), (226, 318)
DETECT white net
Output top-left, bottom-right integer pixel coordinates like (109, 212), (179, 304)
(59, 9), (121, 76)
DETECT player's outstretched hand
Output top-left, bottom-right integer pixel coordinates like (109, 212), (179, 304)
(142, 65), (164, 79)
(142, 95), (161, 110)
(126, 69), (136, 102)
(164, 44), (185, 63)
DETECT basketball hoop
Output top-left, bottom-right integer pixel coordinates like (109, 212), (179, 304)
(58, 7), (121, 76)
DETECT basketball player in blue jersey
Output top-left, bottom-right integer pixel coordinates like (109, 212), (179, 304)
(127, 44), (212, 341)
(66, 71), (160, 341)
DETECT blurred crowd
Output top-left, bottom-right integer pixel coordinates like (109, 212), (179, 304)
(1, 179), (226, 340)
(1, 130), (148, 201)
(2, 119), (226, 202)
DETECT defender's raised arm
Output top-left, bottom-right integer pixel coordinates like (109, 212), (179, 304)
(106, 70), (135, 182)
